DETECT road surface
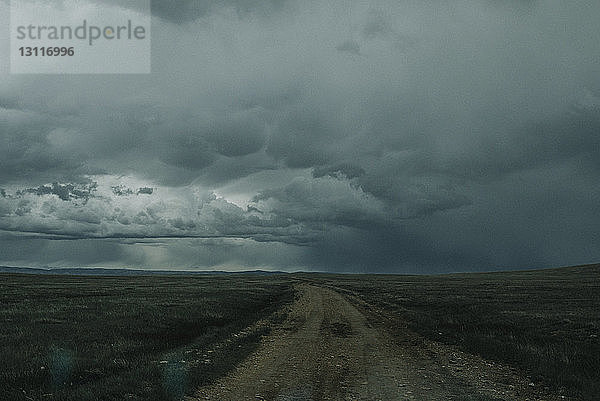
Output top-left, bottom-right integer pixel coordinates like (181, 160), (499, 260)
(192, 284), (571, 401)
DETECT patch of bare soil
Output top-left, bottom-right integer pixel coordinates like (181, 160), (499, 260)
(191, 284), (574, 401)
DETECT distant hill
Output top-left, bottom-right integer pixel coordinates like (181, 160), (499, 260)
(0, 266), (287, 276)
(1, 263), (597, 277)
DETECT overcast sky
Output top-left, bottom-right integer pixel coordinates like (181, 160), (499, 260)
(0, 0), (599, 272)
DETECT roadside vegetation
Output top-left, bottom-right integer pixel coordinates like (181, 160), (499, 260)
(0, 274), (294, 401)
(314, 264), (600, 400)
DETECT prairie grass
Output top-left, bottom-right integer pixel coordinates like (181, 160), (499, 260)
(0, 274), (294, 401)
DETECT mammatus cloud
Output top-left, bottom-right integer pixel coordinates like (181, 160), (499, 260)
(0, 0), (599, 271)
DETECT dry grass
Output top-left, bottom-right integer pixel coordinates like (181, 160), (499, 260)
(0, 274), (294, 401)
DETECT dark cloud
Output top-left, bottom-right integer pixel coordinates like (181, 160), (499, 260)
(204, 108), (270, 157)
(112, 186), (154, 196)
(137, 187), (154, 195)
(312, 163), (365, 180)
(17, 182), (97, 202)
(112, 186), (134, 196)
(362, 10), (392, 39)
(150, 0), (287, 23)
(335, 40), (361, 55)
(1, 0), (599, 271)
(100, 0), (288, 24)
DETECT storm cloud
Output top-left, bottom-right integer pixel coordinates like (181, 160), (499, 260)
(0, 0), (599, 272)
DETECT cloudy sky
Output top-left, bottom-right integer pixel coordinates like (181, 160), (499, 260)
(0, 0), (599, 272)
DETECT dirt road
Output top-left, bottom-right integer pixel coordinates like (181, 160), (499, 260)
(192, 284), (571, 401)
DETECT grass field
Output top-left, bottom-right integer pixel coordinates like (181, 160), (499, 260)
(0, 274), (294, 401)
(313, 264), (600, 400)
(1, 265), (598, 400)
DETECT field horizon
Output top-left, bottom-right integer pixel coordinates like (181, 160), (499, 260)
(2, 261), (598, 277)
